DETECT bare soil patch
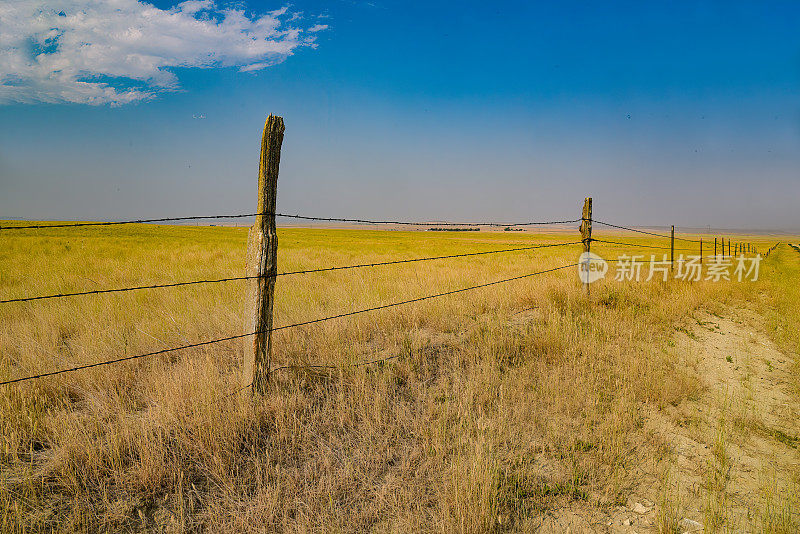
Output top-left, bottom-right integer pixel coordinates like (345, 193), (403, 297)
(538, 306), (800, 533)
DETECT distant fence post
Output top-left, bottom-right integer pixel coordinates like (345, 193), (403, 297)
(700, 238), (703, 264)
(579, 197), (592, 295)
(670, 225), (675, 271)
(714, 237), (717, 257)
(244, 114), (285, 394)
(728, 239), (731, 257)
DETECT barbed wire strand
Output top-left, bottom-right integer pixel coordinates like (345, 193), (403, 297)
(0, 331), (255, 387)
(0, 262), (577, 387)
(0, 213), (581, 231)
(591, 238), (698, 252)
(0, 241), (582, 304)
(279, 214), (582, 228)
(592, 219), (703, 243)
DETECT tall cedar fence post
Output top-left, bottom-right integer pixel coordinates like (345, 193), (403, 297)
(579, 197), (592, 295)
(244, 114), (285, 394)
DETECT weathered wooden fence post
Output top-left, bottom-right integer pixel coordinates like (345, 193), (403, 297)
(728, 240), (731, 257)
(714, 237), (717, 257)
(700, 238), (703, 264)
(244, 114), (285, 394)
(579, 197), (592, 295)
(670, 225), (675, 271)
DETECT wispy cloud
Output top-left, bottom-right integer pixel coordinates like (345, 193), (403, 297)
(0, 1), (325, 105)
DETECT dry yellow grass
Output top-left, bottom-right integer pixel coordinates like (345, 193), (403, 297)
(0, 223), (795, 532)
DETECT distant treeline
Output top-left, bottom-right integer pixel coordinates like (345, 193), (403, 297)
(427, 228), (481, 232)
(504, 227), (524, 232)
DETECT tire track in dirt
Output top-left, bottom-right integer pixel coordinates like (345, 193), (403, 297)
(534, 307), (800, 533)
(639, 308), (800, 533)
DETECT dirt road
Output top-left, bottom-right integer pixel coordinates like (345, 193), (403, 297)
(536, 306), (800, 533)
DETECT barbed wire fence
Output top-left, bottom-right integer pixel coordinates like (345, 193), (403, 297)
(0, 115), (783, 398)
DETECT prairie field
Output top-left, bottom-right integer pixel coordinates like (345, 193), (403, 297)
(1, 223), (798, 532)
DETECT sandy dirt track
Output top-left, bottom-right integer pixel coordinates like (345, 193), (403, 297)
(534, 306), (799, 533)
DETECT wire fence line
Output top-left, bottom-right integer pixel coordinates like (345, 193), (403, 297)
(0, 212), (582, 231)
(591, 219), (774, 253)
(0, 209), (755, 245)
(591, 238), (697, 252)
(0, 212), (748, 250)
(0, 117), (772, 397)
(0, 241), (581, 305)
(592, 219), (703, 243)
(0, 262), (577, 387)
(763, 243), (781, 258)
(0, 205), (769, 389)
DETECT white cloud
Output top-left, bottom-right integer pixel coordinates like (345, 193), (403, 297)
(177, 0), (213, 14)
(0, 1), (325, 105)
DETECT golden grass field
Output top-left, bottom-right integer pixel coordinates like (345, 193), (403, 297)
(1, 223), (798, 532)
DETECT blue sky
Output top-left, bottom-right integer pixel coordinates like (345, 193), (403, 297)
(1, 1), (798, 229)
